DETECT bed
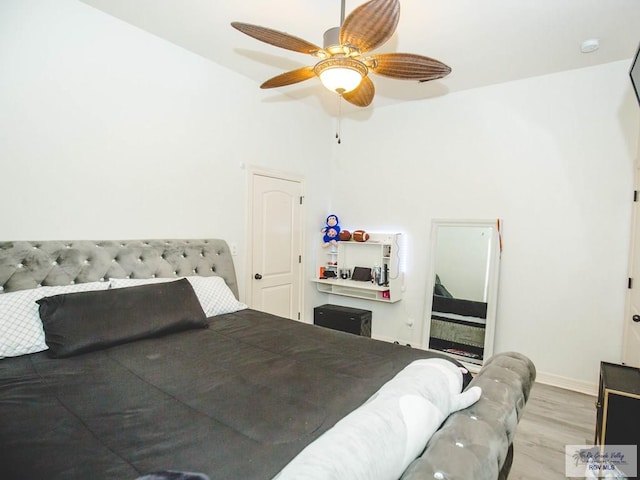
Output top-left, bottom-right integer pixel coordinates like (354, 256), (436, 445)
(0, 239), (535, 480)
(429, 294), (489, 364)
(430, 275), (490, 364)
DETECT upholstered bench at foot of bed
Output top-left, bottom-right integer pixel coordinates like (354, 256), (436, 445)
(400, 352), (536, 480)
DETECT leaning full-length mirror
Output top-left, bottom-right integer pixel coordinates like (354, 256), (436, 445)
(422, 219), (501, 365)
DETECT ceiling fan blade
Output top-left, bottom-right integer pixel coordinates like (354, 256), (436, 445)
(260, 66), (317, 89)
(340, 0), (400, 54)
(231, 22), (323, 56)
(342, 76), (375, 107)
(369, 53), (451, 80)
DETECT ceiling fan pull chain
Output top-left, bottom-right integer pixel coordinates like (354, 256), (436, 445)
(336, 97), (342, 144)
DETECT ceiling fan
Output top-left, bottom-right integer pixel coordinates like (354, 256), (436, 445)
(231, 0), (451, 107)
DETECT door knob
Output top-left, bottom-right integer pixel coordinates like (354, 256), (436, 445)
(254, 273), (262, 280)
(633, 315), (640, 323)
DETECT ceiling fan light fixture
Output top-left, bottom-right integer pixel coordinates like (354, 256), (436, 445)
(232, 0), (450, 108)
(314, 57), (367, 94)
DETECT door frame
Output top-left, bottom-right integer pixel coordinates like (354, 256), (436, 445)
(246, 166), (305, 320)
(622, 159), (640, 367)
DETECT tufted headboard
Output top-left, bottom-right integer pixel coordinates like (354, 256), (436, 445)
(0, 239), (239, 299)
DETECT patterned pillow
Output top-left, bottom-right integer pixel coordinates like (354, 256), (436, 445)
(109, 276), (247, 317)
(0, 281), (110, 359)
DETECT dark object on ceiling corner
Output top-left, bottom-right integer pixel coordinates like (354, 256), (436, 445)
(630, 40), (640, 107)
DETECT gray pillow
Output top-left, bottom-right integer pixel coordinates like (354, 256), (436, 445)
(37, 278), (206, 358)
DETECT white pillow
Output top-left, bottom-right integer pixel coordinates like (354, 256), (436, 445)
(186, 276), (247, 316)
(109, 276), (247, 317)
(0, 281), (110, 359)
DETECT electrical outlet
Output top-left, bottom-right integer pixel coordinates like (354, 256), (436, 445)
(230, 243), (238, 256)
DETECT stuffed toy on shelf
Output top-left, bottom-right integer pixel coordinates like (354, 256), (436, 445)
(321, 214), (341, 247)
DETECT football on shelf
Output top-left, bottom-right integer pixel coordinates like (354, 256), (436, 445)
(352, 230), (370, 242)
(339, 230), (352, 241)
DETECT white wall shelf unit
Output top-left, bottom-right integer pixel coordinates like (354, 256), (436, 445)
(311, 232), (403, 303)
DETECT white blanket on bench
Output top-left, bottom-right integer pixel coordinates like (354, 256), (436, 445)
(274, 358), (482, 480)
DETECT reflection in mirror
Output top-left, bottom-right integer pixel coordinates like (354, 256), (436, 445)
(422, 219), (501, 366)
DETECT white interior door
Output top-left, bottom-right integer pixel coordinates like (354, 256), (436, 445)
(623, 163), (640, 368)
(249, 172), (303, 320)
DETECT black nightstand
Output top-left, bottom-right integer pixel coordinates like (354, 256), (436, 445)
(595, 361), (640, 447)
(313, 304), (372, 337)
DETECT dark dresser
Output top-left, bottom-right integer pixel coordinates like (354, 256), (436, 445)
(595, 361), (640, 448)
(313, 304), (372, 337)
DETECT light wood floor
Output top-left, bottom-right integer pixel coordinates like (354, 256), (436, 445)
(509, 382), (597, 479)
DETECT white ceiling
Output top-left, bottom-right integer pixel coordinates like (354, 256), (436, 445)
(80, 0), (640, 115)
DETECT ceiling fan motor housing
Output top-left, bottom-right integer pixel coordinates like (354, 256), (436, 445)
(323, 27), (341, 50)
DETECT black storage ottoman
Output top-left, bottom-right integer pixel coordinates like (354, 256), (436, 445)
(313, 304), (372, 337)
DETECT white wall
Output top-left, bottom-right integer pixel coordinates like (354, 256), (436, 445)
(329, 62), (639, 390)
(2, 0), (639, 390)
(434, 225), (493, 302)
(0, 0), (330, 312)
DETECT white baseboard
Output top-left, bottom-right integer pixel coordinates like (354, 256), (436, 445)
(534, 371), (597, 396)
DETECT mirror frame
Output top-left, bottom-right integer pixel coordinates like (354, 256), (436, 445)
(421, 219), (502, 366)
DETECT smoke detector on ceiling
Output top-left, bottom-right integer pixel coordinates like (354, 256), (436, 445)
(581, 39), (600, 53)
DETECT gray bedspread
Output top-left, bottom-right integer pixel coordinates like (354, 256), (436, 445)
(0, 308), (470, 480)
(1, 239), (535, 480)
